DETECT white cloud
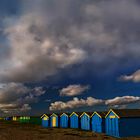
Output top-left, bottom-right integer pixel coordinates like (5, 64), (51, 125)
(119, 70), (140, 82)
(60, 85), (89, 96)
(49, 96), (140, 111)
(49, 97), (104, 111)
(106, 96), (140, 106)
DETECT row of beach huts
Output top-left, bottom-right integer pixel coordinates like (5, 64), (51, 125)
(2, 109), (140, 138)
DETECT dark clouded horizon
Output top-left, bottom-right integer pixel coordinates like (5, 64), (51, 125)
(0, 0), (140, 116)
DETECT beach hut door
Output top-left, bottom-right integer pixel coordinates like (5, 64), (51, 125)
(52, 117), (56, 127)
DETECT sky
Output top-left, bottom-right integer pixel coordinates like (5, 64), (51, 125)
(0, 0), (140, 116)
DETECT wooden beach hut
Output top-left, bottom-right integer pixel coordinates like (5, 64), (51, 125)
(50, 113), (58, 127)
(80, 112), (91, 130)
(70, 112), (79, 129)
(60, 113), (69, 128)
(19, 116), (30, 123)
(41, 114), (49, 128)
(5, 117), (12, 121)
(12, 116), (20, 121)
(105, 109), (140, 137)
(91, 111), (106, 133)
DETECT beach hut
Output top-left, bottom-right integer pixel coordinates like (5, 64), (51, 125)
(5, 117), (12, 121)
(41, 114), (49, 128)
(105, 109), (140, 137)
(70, 112), (79, 129)
(50, 113), (58, 127)
(19, 116), (30, 123)
(12, 116), (20, 121)
(91, 111), (106, 133)
(80, 112), (91, 130)
(12, 116), (17, 121)
(60, 113), (69, 128)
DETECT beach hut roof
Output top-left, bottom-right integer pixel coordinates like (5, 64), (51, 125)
(70, 112), (93, 117)
(105, 109), (140, 118)
(80, 112), (93, 118)
(91, 111), (107, 118)
(69, 112), (84, 117)
(60, 113), (69, 117)
(50, 113), (58, 117)
(41, 114), (49, 118)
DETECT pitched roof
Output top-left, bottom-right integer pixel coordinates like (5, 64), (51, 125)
(60, 113), (70, 117)
(96, 111), (107, 118)
(69, 112), (94, 117)
(91, 111), (107, 118)
(80, 112), (93, 117)
(50, 113), (59, 117)
(69, 112), (80, 117)
(41, 114), (49, 118)
(113, 109), (140, 118)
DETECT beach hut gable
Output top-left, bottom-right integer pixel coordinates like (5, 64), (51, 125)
(60, 113), (68, 117)
(41, 114), (49, 119)
(80, 112), (90, 118)
(50, 113), (58, 117)
(91, 112), (102, 118)
(70, 112), (78, 117)
(105, 109), (120, 119)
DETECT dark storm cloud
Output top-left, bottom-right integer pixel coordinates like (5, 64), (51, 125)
(1, 0), (140, 83)
(0, 83), (45, 114)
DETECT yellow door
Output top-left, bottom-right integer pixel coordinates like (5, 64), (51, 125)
(52, 117), (56, 127)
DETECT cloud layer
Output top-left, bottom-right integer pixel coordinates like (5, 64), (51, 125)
(119, 69), (140, 82)
(49, 97), (104, 111)
(1, 0), (140, 83)
(60, 85), (89, 96)
(49, 96), (140, 111)
(0, 0), (140, 114)
(0, 83), (45, 114)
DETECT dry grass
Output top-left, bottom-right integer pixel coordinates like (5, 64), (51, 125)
(0, 121), (139, 140)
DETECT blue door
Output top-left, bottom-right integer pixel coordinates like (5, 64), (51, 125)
(106, 111), (119, 137)
(70, 114), (79, 128)
(110, 117), (119, 137)
(81, 114), (90, 130)
(92, 114), (102, 133)
(60, 115), (68, 128)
